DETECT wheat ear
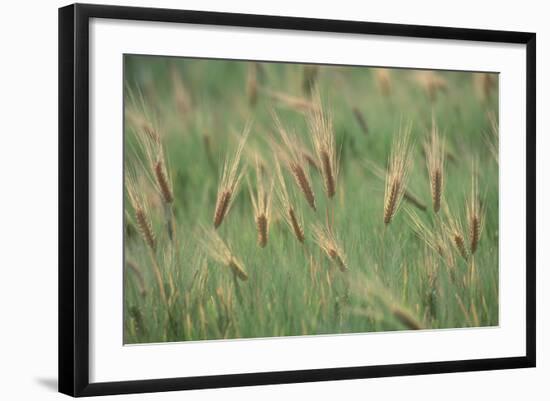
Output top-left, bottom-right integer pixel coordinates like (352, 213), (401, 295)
(312, 223), (348, 272)
(308, 92), (338, 199)
(274, 158), (305, 243)
(366, 159), (427, 212)
(467, 163), (485, 254)
(425, 116), (445, 213)
(213, 124), (250, 228)
(200, 226), (248, 281)
(126, 175), (156, 252)
(383, 123), (414, 225)
(272, 112), (317, 210)
(443, 203), (469, 261)
(126, 172), (167, 304)
(248, 155), (273, 248)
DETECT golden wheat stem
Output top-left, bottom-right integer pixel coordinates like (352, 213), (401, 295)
(383, 123), (413, 225)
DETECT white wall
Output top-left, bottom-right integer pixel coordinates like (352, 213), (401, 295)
(0, 0), (546, 399)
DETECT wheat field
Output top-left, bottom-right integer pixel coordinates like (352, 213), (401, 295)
(123, 55), (499, 344)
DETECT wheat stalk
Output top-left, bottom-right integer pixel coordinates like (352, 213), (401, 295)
(200, 227), (248, 281)
(274, 158), (305, 243)
(133, 119), (176, 241)
(126, 91), (174, 208)
(125, 85), (161, 143)
(425, 116), (445, 213)
(272, 113), (317, 211)
(126, 174), (156, 252)
(365, 159), (427, 212)
(126, 109), (160, 143)
(308, 93), (339, 199)
(213, 124), (250, 228)
(383, 123), (414, 225)
(248, 155), (274, 248)
(467, 163), (485, 254)
(125, 171), (167, 304)
(406, 208), (454, 267)
(443, 204), (469, 261)
(154, 156), (173, 204)
(453, 233), (468, 261)
(291, 161), (316, 211)
(312, 223), (348, 272)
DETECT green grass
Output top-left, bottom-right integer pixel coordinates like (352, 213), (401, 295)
(123, 55), (499, 344)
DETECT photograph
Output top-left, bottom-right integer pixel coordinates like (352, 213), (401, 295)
(123, 55), (499, 344)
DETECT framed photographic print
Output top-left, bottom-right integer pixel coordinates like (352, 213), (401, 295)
(58, 3), (536, 397)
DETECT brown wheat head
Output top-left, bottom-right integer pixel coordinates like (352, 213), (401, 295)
(425, 116), (445, 213)
(272, 112), (317, 211)
(248, 155), (274, 248)
(308, 92), (339, 199)
(213, 124), (250, 228)
(200, 226), (249, 281)
(312, 223), (348, 272)
(383, 123), (414, 225)
(274, 158), (305, 243)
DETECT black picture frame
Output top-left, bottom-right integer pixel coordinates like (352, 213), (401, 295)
(58, 3), (536, 397)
